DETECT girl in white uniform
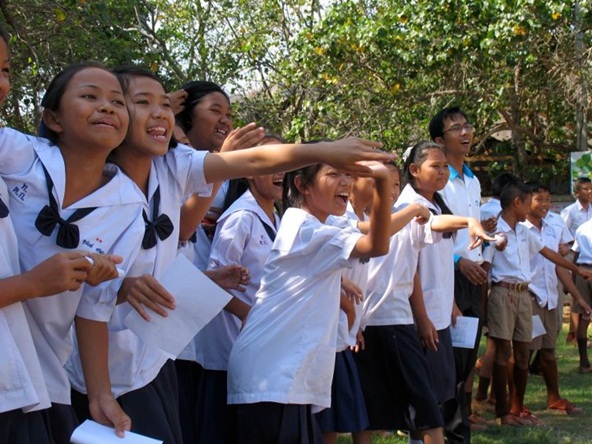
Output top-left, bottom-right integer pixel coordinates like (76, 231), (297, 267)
(68, 66), (397, 441)
(0, 62), (145, 443)
(195, 135), (284, 443)
(227, 159), (393, 444)
(354, 142), (490, 444)
(411, 142), (458, 408)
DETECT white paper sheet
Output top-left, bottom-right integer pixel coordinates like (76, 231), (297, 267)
(124, 254), (232, 359)
(532, 314), (546, 339)
(450, 316), (479, 349)
(70, 420), (162, 444)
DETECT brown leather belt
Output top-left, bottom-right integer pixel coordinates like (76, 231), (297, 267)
(493, 281), (529, 292)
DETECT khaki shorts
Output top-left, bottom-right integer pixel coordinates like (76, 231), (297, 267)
(574, 273), (592, 315)
(487, 285), (532, 342)
(530, 300), (559, 350)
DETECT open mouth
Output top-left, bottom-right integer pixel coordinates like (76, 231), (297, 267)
(147, 126), (168, 140)
(215, 128), (227, 136)
(336, 192), (349, 204)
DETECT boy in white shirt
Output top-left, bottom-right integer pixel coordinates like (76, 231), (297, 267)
(523, 182), (589, 414)
(484, 182), (592, 426)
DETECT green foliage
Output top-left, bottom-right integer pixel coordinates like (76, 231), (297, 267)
(0, 0), (590, 189)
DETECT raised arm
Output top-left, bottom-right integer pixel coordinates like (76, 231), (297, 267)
(350, 162), (392, 259)
(203, 138), (393, 184)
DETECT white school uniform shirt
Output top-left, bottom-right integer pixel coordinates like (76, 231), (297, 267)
(561, 200), (592, 237)
(572, 219), (592, 265)
(227, 208), (363, 411)
(67, 145), (212, 397)
(483, 216), (544, 285)
(327, 202), (369, 350)
(418, 198), (455, 330)
(362, 184), (439, 328)
(0, 128), (145, 404)
(480, 197), (501, 221)
(0, 178), (51, 414)
(195, 189), (279, 371)
(522, 212), (572, 309)
(440, 164), (484, 265)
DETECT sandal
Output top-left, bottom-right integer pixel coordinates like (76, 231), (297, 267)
(518, 408), (542, 426)
(496, 413), (528, 426)
(548, 398), (584, 415)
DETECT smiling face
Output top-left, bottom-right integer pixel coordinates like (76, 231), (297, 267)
(185, 91), (232, 152)
(575, 182), (592, 206)
(436, 113), (474, 157)
(299, 165), (353, 222)
(529, 190), (551, 220)
(122, 75), (175, 159)
(248, 139), (285, 204)
(45, 67), (129, 155)
(409, 148), (450, 198)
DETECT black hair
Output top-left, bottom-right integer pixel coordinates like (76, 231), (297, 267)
(403, 140), (453, 216)
(525, 181), (550, 195)
(574, 177), (592, 193)
(492, 172), (521, 198)
(500, 182), (531, 210)
(221, 133), (287, 214)
(428, 106), (469, 140)
(39, 62), (108, 143)
(111, 65), (177, 149)
(176, 80), (229, 132)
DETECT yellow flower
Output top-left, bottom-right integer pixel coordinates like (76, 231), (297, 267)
(513, 25), (526, 36)
(552, 12), (561, 20)
(315, 47), (325, 56)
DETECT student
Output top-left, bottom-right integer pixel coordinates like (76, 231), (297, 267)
(412, 142), (458, 411)
(0, 61), (145, 442)
(173, 81), (264, 443)
(0, 28), (115, 444)
(355, 141), (492, 444)
(561, 177), (592, 237)
(429, 107), (495, 441)
(481, 173), (521, 221)
(483, 182), (592, 426)
(195, 134), (285, 444)
(227, 159), (393, 444)
(523, 181), (589, 413)
(561, 177), (592, 345)
(67, 66), (395, 440)
(473, 172), (520, 412)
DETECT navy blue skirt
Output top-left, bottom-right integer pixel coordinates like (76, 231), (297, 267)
(0, 409), (52, 444)
(175, 359), (203, 444)
(424, 327), (456, 404)
(236, 402), (323, 444)
(315, 349), (369, 433)
(72, 359), (182, 444)
(353, 324), (444, 432)
(195, 369), (237, 444)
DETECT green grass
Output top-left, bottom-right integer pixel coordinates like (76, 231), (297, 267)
(337, 322), (592, 444)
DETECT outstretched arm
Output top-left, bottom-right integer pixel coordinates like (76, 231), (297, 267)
(203, 138), (394, 184)
(356, 203), (431, 236)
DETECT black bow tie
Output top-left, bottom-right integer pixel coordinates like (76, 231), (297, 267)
(34, 166), (96, 249)
(0, 196), (8, 219)
(142, 186), (174, 249)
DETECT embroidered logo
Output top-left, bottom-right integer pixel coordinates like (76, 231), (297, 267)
(259, 234), (269, 246)
(11, 183), (29, 201)
(82, 238), (106, 254)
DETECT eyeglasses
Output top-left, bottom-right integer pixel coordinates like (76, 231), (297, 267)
(442, 123), (475, 135)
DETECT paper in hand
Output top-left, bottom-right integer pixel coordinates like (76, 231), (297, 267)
(70, 420), (162, 444)
(124, 254), (232, 359)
